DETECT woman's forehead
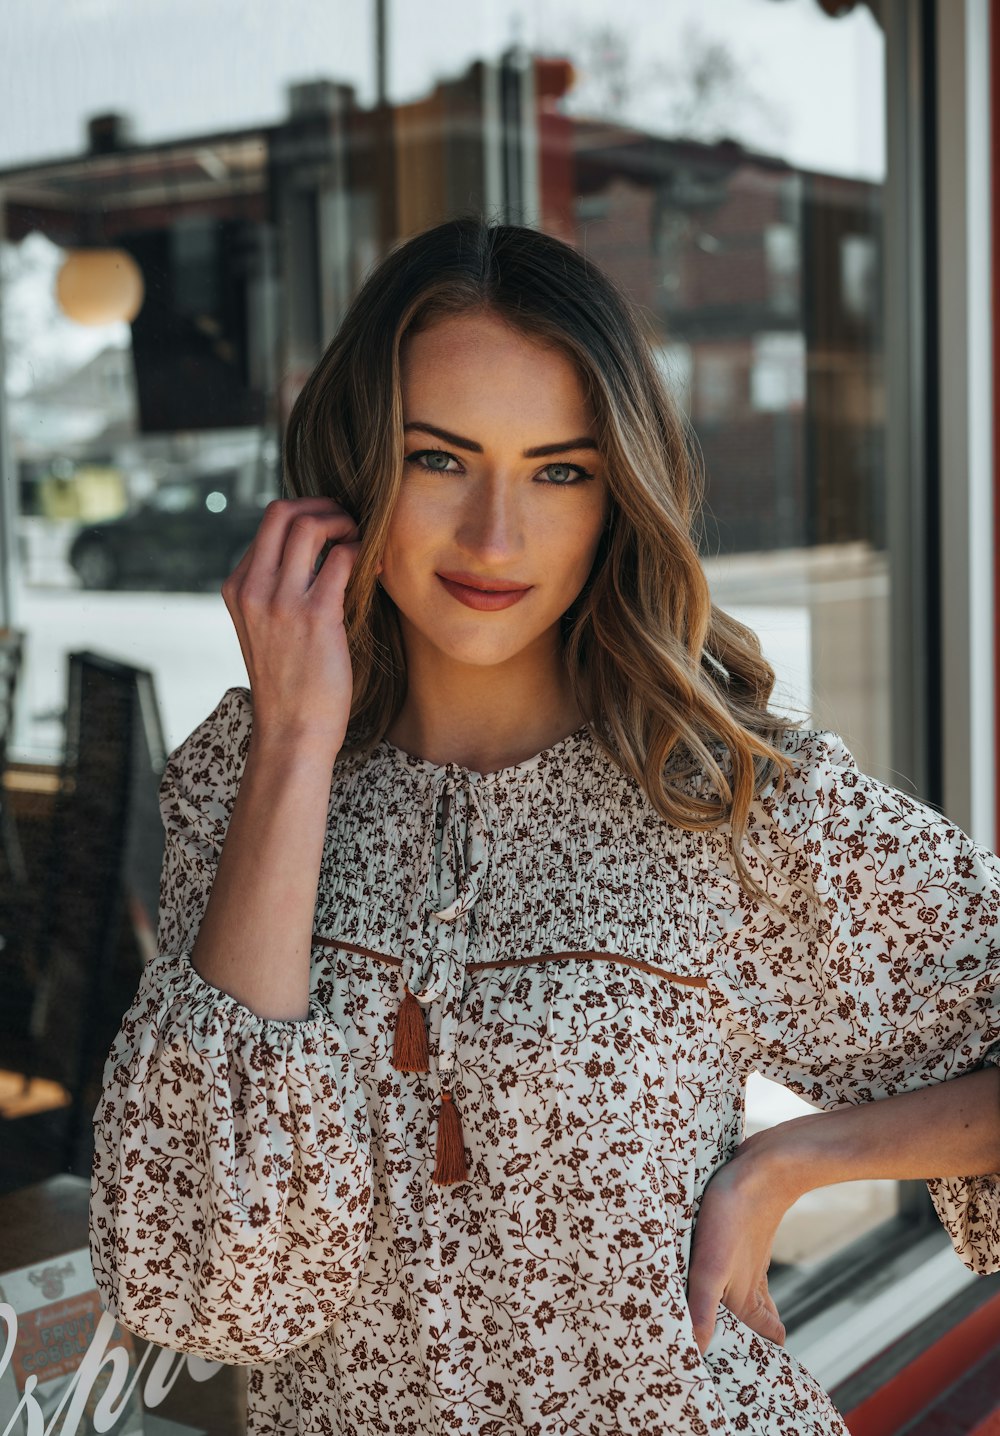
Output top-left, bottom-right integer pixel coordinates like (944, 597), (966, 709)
(401, 319), (593, 424)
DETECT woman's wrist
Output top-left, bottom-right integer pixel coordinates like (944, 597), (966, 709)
(247, 719), (346, 770)
(718, 1112), (841, 1211)
(723, 1066), (1000, 1204)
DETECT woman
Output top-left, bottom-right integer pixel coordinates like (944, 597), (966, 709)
(90, 217), (1000, 1435)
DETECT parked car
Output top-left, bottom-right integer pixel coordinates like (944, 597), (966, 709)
(68, 472), (270, 589)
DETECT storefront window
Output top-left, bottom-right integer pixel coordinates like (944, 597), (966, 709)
(1, 0), (910, 1327)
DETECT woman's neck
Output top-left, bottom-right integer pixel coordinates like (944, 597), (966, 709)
(384, 639), (586, 776)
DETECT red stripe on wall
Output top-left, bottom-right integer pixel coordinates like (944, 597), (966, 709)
(842, 1289), (1000, 1436)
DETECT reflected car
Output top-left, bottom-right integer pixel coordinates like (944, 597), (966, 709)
(68, 473), (271, 589)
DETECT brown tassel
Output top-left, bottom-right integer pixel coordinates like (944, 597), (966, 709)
(392, 986), (430, 1072)
(432, 1087), (469, 1185)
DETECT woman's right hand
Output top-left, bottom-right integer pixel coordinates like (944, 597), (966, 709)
(222, 497), (363, 754)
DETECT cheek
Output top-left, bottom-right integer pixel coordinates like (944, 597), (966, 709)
(377, 496), (453, 609)
(372, 495), (455, 555)
(552, 507), (609, 582)
(381, 491), (432, 573)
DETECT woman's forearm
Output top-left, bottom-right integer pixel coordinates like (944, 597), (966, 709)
(190, 730), (337, 1022)
(741, 1066), (1000, 1204)
(687, 1066), (1000, 1355)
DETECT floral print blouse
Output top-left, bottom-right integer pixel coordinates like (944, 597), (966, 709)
(89, 686), (1000, 1436)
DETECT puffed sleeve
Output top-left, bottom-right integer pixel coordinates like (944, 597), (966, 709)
(703, 728), (1000, 1274)
(89, 686), (374, 1363)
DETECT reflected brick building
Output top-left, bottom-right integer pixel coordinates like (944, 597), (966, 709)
(0, 53), (881, 557)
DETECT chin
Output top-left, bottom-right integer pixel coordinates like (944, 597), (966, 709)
(429, 633), (539, 667)
(400, 608), (557, 666)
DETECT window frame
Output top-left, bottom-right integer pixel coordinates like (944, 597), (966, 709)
(776, 0), (996, 1386)
(0, 0), (991, 1391)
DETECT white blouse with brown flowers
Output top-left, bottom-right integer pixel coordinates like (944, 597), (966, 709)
(89, 685), (1000, 1436)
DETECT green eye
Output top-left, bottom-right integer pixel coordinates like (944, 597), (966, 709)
(403, 449), (595, 485)
(404, 448), (458, 473)
(543, 463), (593, 485)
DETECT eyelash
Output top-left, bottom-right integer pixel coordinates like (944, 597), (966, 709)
(403, 448), (595, 486)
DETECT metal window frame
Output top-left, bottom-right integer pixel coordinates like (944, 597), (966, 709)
(936, 0), (996, 845)
(779, 0), (995, 1388)
(886, 0), (939, 809)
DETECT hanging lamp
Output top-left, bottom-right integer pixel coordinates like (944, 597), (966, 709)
(56, 246), (144, 327)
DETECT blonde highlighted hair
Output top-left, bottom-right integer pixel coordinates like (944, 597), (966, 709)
(284, 216), (804, 907)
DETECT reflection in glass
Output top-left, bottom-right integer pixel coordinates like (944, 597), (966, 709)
(1, 0), (895, 1287)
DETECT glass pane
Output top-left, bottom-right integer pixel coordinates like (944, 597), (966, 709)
(1, 0), (902, 1294)
(1, 143), (276, 757)
(360, 0), (895, 1283)
(522, 0), (895, 1292)
(0, 3), (375, 168)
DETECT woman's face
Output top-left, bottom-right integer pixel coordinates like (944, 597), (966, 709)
(378, 310), (611, 671)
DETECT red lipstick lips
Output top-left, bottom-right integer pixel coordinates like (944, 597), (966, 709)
(436, 571), (533, 611)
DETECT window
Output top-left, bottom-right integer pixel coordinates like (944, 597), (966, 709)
(1, 0), (954, 1385)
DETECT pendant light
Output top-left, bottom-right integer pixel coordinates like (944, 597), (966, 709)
(55, 246), (144, 326)
(55, 118), (145, 327)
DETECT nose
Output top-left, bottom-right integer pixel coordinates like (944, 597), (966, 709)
(455, 475), (525, 563)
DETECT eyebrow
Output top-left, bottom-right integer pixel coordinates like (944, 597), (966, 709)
(403, 421), (599, 458)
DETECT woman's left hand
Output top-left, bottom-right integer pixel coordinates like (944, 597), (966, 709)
(689, 1068), (1000, 1357)
(687, 1123), (812, 1357)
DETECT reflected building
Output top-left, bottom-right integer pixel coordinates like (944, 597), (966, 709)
(0, 53), (882, 561)
(0, 51), (888, 782)
(1, 4), (998, 1424)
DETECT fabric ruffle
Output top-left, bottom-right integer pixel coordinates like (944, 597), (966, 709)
(90, 947), (374, 1365)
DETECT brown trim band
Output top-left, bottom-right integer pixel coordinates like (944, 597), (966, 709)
(311, 935), (709, 989)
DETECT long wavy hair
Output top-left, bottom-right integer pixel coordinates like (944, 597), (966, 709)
(283, 215), (806, 908)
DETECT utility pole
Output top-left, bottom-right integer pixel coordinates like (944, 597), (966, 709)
(373, 0), (397, 254)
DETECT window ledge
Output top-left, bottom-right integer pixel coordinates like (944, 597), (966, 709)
(786, 1229), (977, 1390)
